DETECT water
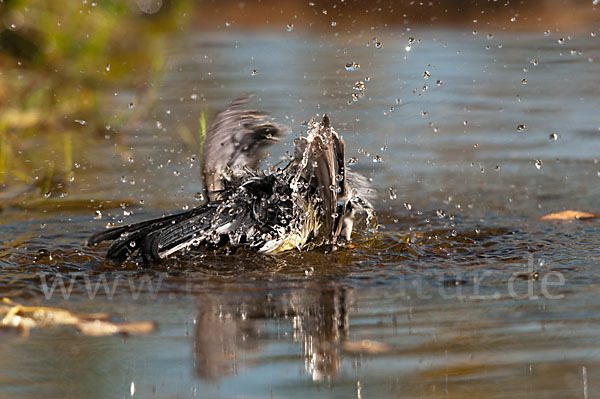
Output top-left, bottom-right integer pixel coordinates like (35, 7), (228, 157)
(1, 28), (600, 398)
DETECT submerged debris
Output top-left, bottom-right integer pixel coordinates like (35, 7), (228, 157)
(0, 298), (156, 337)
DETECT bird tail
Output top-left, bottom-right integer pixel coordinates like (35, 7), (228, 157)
(87, 205), (215, 264)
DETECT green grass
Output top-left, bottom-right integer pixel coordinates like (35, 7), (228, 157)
(0, 0), (194, 193)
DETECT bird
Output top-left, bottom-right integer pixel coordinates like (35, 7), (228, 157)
(88, 96), (375, 264)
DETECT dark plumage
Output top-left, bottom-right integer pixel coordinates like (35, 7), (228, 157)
(88, 96), (375, 264)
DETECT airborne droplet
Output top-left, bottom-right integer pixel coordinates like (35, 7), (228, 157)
(389, 188), (397, 200)
(345, 62), (360, 71)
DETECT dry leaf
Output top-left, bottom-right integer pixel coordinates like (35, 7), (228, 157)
(0, 298), (156, 337)
(342, 339), (391, 354)
(76, 320), (156, 337)
(541, 210), (600, 220)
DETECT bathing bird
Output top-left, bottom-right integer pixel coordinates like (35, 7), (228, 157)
(88, 96), (375, 264)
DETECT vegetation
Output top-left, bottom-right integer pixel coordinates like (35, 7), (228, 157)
(0, 0), (193, 195)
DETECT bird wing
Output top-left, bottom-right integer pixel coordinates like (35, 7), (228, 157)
(202, 95), (289, 200)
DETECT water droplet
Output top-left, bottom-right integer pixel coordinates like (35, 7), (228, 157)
(345, 62), (360, 71)
(517, 124), (526, 133)
(173, 170), (181, 176)
(375, 41), (383, 49)
(68, 175), (75, 183)
(436, 80), (443, 86)
(331, 21), (336, 27)
(251, 69), (258, 76)
(329, 184), (341, 193)
(130, 241), (136, 247)
(408, 37), (416, 44)
(558, 37), (565, 45)
(422, 71), (431, 79)
(353, 81), (365, 90)
(194, 192), (205, 201)
(44, 191), (51, 199)
(495, 165), (501, 172)
(190, 93), (198, 100)
(105, 64), (111, 72)
(155, 121), (163, 129)
(286, 23), (294, 32)
(404, 202), (412, 211)
(472, 30), (478, 35)
(388, 188), (397, 200)
(521, 78), (528, 85)
(405, 45), (412, 52)
(463, 120), (469, 126)
(436, 209), (446, 218)
(372, 155), (383, 163)
(94, 210), (102, 220)
(544, 30), (551, 37)
(74, 119), (87, 125)
(592, 32), (597, 38)
(120, 176), (127, 183)
(549, 133), (558, 141)
(348, 157), (358, 166)
(535, 159), (543, 170)
(530, 58), (539, 66)
(487, 33), (494, 40)
(128, 102), (134, 109)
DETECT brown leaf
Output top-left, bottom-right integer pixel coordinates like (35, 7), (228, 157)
(1, 298), (156, 337)
(342, 339), (391, 354)
(76, 320), (156, 337)
(541, 210), (600, 220)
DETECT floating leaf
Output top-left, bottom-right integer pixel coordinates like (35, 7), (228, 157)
(0, 298), (156, 337)
(541, 210), (600, 220)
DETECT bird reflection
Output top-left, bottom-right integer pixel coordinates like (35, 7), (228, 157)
(193, 283), (350, 382)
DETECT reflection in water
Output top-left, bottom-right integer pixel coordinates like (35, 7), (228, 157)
(194, 283), (350, 382)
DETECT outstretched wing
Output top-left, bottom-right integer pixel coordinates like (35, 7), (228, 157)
(202, 95), (289, 200)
